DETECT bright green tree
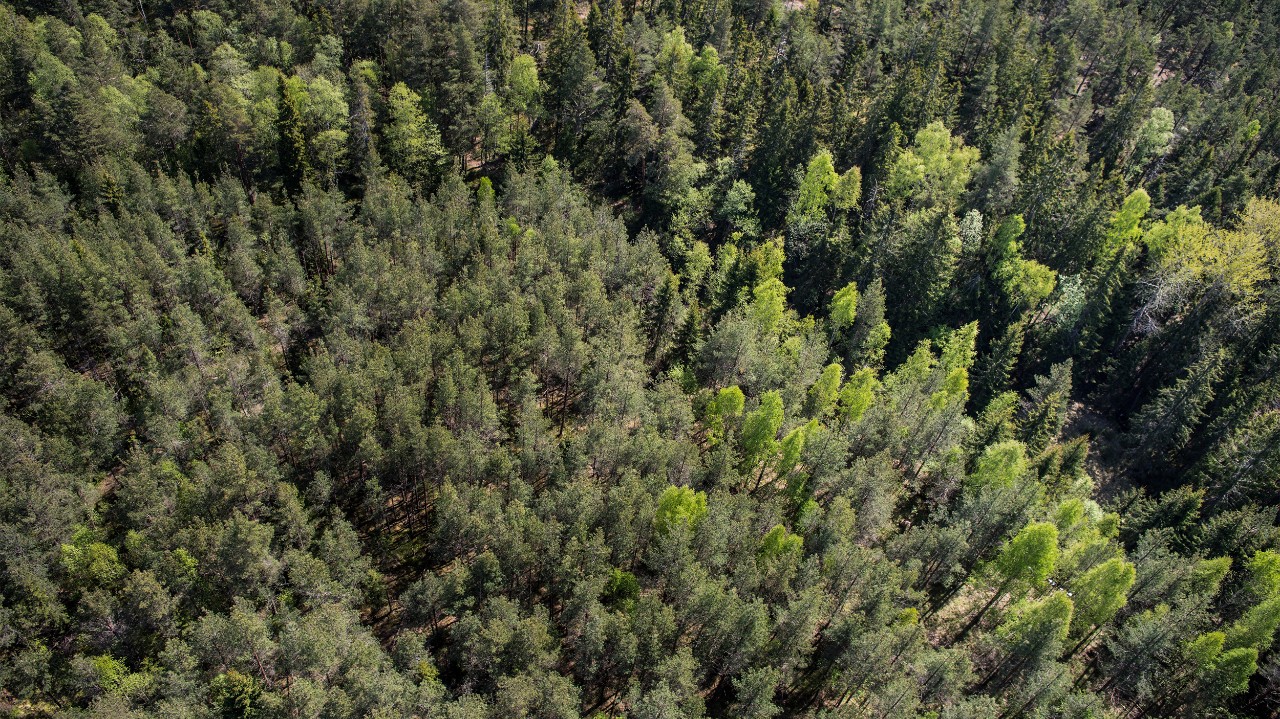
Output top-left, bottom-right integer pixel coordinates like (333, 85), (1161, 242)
(1065, 557), (1136, 655)
(807, 363), (843, 417)
(655, 485), (709, 534)
(383, 82), (448, 187)
(957, 521), (1059, 640)
(741, 391), (784, 481)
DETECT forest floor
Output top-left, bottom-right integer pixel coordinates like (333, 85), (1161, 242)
(1063, 401), (1132, 505)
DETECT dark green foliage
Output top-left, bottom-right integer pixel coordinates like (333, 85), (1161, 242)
(276, 74), (310, 193)
(2, 1), (1280, 718)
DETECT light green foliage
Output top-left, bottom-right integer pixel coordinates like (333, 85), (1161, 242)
(990, 215), (1056, 311)
(940, 322), (979, 371)
(775, 421), (815, 478)
(930, 367), (969, 410)
(1144, 205), (1270, 307)
(925, 324), (977, 410)
(1187, 556), (1235, 598)
(886, 341), (937, 392)
(1187, 632), (1227, 668)
(833, 167), (862, 211)
(1207, 647), (1259, 697)
(741, 391), (785, 466)
(837, 367), (880, 423)
(302, 75), (349, 181)
(476, 92), (512, 161)
(718, 180), (761, 237)
(1100, 189), (1151, 258)
(1237, 196), (1280, 249)
(28, 49), (76, 101)
(90, 655), (127, 693)
(1133, 107), (1175, 166)
(750, 277), (789, 335)
(1243, 550), (1280, 601)
(90, 654), (154, 697)
(708, 385), (746, 419)
(655, 486), (709, 534)
(1096, 513), (1121, 539)
(745, 238), (786, 284)
(1069, 557), (1136, 632)
(758, 524), (803, 563)
(789, 149), (839, 224)
(807, 363), (843, 417)
(210, 668), (264, 719)
(60, 527), (125, 588)
(656, 27), (694, 94)
(603, 568), (641, 605)
(997, 590), (1074, 649)
(5, 5), (1280, 718)
(384, 82), (447, 186)
(1223, 596), (1280, 652)
(507, 54), (540, 113)
(970, 440), (1028, 488)
(1145, 204), (1207, 262)
(995, 521), (1059, 589)
(886, 121), (981, 207)
(830, 281), (859, 330)
(862, 321), (891, 367)
(1053, 498), (1086, 534)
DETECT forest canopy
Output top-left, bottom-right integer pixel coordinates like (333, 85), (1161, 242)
(1, 0), (1280, 717)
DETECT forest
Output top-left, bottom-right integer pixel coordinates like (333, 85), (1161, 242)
(1, 0), (1280, 716)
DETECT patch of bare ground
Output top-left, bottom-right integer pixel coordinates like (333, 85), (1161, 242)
(1062, 400), (1133, 505)
(926, 583), (1005, 647)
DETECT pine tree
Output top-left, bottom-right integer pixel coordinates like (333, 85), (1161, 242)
(1198, 409), (1280, 512)
(1127, 349), (1225, 474)
(981, 590), (1074, 690)
(1072, 189), (1151, 378)
(543, 7), (599, 162)
(968, 122), (1022, 216)
(847, 278), (890, 369)
(347, 61), (383, 186)
(277, 74), (311, 193)
(966, 392), (1020, 468)
(1019, 360), (1072, 455)
(972, 320), (1025, 412)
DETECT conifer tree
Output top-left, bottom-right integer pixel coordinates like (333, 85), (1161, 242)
(1020, 361), (1073, 456)
(1198, 409), (1280, 511)
(277, 74), (311, 193)
(1127, 348), (1225, 473)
